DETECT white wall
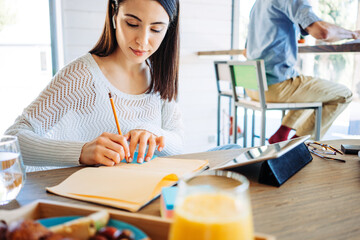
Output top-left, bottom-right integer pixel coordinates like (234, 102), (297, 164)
(178, 0), (232, 153)
(60, 0), (232, 154)
(61, 0), (107, 63)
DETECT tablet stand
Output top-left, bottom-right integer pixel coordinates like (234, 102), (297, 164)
(233, 143), (312, 187)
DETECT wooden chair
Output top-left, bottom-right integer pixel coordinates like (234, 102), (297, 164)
(227, 60), (322, 147)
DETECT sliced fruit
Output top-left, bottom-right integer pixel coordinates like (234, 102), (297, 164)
(49, 210), (110, 240)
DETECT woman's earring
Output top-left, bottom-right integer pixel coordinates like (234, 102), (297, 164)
(112, 15), (116, 29)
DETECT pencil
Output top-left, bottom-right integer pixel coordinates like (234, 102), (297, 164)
(108, 92), (122, 135)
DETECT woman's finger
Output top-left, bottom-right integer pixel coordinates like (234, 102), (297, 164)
(108, 134), (130, 162)
(98, 133), (126, 162)
(92, 146), (117, 166)
(102, 146), (122, 164)
(156, 136), (165, 152)
(128, 132), (140, 162)
(145, 136), (157, 162)
(98, 156), (116, 166)
(124, 132), (131, 141)
(137, 133), (150, 163)
(80, 132), (129, 166)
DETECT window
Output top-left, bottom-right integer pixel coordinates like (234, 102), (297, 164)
(236, 0), (360, 141)
(299, 0), (360, 138)
(0, 0), (52, 134)
(238, 0), (255, 49)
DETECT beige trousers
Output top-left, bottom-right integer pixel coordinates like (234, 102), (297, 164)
(246, 75), (353, 138)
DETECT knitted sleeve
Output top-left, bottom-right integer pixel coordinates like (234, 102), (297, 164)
(158, 100), (184, 156)
(5, 59), (94, 168)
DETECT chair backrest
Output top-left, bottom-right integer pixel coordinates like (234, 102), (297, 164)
(228, 60), (268, 108)
(214, 61), (233, 95)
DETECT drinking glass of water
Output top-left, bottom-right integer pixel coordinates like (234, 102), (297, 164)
(0, 135), (26, 205)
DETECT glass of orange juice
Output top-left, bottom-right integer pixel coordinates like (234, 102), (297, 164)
(168, 170), (254, 240)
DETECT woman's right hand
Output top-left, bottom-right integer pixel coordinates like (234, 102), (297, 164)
(79, 132), (130, 166)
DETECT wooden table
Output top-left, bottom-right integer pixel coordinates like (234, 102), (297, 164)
(1, 139), (360, 240)
(298, 41), (360, 53)
(197, 42), (360, 56)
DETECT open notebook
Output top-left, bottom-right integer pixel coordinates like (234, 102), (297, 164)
(47, 157), (208, 212)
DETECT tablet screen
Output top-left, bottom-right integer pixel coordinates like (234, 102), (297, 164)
(213, 135), (310, 170)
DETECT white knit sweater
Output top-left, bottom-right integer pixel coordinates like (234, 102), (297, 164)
(5, 53), (184, 171)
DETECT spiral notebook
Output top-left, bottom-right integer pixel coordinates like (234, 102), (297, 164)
(46, 157), (208, 212)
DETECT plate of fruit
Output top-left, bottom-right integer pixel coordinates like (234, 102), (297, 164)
(0, 210), (150, 240)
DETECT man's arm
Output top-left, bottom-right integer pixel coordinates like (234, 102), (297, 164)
(306, 21), (360, 42)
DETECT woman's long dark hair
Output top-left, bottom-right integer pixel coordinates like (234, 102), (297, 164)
(90, 0), (180, 101)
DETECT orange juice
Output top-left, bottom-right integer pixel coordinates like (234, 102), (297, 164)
(168, 193), (254, 240)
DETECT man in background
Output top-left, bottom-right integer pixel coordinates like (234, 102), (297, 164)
(245, 0), (360, 143)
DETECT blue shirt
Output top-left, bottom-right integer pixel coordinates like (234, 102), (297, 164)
(246, 0), (321, 85)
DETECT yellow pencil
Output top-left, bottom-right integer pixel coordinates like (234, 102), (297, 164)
(108, 92), (122, 135)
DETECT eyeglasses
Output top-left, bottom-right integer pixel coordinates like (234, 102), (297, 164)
(306, 141), (346, 163)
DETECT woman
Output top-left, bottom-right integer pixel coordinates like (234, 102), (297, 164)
(5, 0), (183, 171)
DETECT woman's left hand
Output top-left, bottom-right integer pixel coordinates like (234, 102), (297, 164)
(124, 129), (165, 163)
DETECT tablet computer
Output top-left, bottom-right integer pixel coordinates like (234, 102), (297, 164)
(212, 135), (310, 170)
